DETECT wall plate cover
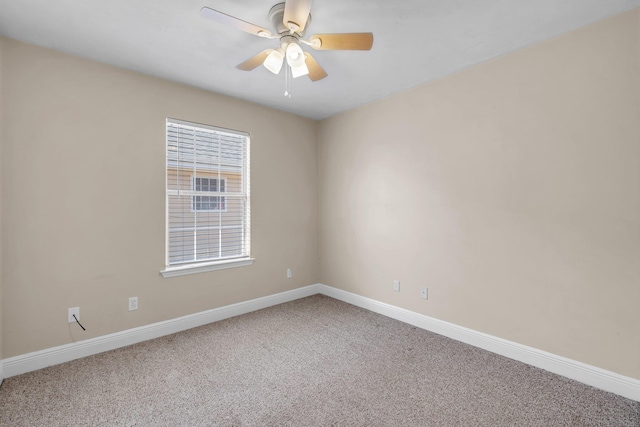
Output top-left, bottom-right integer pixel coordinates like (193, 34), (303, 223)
(68, 307), (79, 323)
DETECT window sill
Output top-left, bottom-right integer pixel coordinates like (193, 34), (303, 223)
(160, 257), (255, 278)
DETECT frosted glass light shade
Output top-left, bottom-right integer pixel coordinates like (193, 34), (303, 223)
(263, 49), (284, 74)
(290, 62), (309, 78)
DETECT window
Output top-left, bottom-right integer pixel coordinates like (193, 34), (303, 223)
(192, 177), (226, 212)
(162, 119), (252, 277)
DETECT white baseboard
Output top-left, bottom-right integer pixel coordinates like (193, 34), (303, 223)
(1, 284), (320, 379)
(316, 284), (640, 402)
(2, 283), (638, 402)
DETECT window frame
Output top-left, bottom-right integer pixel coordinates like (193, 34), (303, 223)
(161, 118), (253, 278)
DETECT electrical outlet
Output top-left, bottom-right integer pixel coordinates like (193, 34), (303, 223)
(129, 297), (138, 311)
(420, 287), (428, 300)
(287, 268), (292, 278)
(393, 280), (400, 292)
(68, 307), (80, 323)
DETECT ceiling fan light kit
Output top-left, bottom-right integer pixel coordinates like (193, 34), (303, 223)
(200, 0), (374, 83)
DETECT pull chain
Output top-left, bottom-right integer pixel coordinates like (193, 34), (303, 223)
(284, 62), (291, 98)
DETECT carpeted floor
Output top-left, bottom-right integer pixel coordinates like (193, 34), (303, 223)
(0, 295), (638, 426)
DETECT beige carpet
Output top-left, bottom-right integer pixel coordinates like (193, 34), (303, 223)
(0, 295), (638, 426)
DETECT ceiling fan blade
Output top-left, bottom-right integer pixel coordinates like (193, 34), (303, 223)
(283, 0), (313, 32)
(304, 53), (327, 81)
(236, 50), (273, 71)
(200, 7), (272, 37)
(309, 33), (374, 50)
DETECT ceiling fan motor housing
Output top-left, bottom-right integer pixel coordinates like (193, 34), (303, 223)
(269, 2), (311, 36)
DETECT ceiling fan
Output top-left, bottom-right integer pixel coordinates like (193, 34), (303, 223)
(200, 0), (374, 82)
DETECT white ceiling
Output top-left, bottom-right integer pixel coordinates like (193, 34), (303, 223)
(1, 0), (638, 120)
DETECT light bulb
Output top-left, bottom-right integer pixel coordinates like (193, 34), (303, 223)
(263, 49), (284, 74)
(286, 42), (305, 66)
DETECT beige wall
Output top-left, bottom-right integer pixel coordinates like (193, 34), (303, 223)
(318, 8), (640, 379)
(0, 38), (318, 358)
(0, 36), (4, 374)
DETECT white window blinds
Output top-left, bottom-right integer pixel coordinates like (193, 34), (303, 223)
(166, 119), (250, 267)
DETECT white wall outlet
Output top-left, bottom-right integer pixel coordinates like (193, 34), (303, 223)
(420, 287), (428, 299)
(287, 268), (292, 278)
(129, 296), (138, 311)
(393, 280), (400, 292)
(68, 307), (80, 323)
